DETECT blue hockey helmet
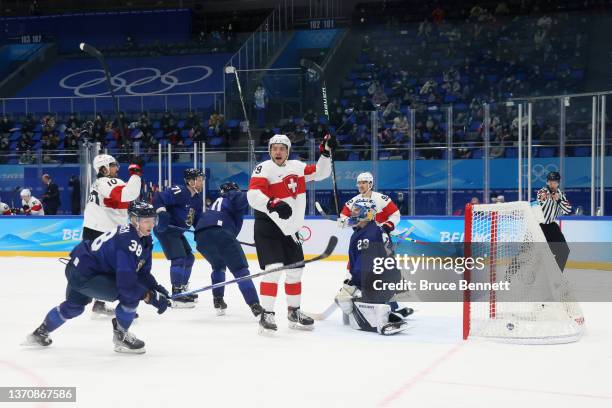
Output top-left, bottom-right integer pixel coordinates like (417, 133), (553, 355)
(184, 168), (204, 181)
(219, 181), (240, 194)
(128, 201), (156, 219)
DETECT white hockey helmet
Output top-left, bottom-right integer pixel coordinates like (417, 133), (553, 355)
(20, 188), (31, 198)
(356, 172), (374, 189)
(93, 154), (118, 174)
(268, 134), (291, 157)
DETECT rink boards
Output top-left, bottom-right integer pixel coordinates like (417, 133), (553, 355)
(0, 215), (610, 270)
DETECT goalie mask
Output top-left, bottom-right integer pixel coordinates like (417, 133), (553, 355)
(349, 200), (376, 226)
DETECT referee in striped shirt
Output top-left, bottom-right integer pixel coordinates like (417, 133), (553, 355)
(536, 171), (572, 272)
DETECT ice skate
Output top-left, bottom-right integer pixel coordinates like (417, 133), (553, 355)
(171, 285), (196, 309)
(213, 296), (227, 316)
(112, 318), (145, 354)
(287, 306), (314, 331)
(380, 312), (410, 335)
(91, 300), (115, 318)
(22, 323), (52, 347)
(258, 311), (277, 335)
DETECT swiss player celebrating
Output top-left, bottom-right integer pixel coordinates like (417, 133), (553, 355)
(247, 134), (335, 334)
(82, 154), (144, 316)
(337, 172), (400, 234)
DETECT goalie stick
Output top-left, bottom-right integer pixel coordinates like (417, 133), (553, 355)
(172, 236), (339, 299)
(304, 302), (338, 321)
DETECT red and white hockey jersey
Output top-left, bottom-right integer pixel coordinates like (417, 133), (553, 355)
(1, 202), (12, 215)
(22, 196), (44, 215)
(339, 191), (400, 231)
(247, 156), (331, 235)
(83, 175), (141, 232)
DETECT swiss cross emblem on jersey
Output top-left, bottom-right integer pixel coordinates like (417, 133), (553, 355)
(282, 174), (300, 198)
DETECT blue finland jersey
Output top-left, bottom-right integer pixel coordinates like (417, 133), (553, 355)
(348, 222), (389, 288)
(195, 190), (248, 237)
(154, 185), (203, 229)
(70, 224), (157, 304)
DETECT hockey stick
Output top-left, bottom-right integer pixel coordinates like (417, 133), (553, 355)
(315, 201), (337, 221)
(304, 302), (338, 321)
(172, 236), (338, 299)
(301, 59), (340, 215)
(166, 225), (256, 247)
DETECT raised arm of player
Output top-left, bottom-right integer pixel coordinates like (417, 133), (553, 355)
(98, 175), (142, 207)
(376, 195), (400, 233)
(304, 155), (332, 183)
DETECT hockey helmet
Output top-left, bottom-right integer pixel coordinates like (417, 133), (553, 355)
(356, 172), (374, 189)
(128, 201), (156, 219)
(184, 168), (204, 181)
(220, 181), (240, 194)
(20, 188), (31, 198)
(268, 134), (291, 156)
(547, 171), (561, 182)
(93, 154), (118, 174)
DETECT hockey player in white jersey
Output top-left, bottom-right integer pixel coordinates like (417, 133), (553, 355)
(83, 153), (144, 316)
(337, 172), (400, 234)
(1, 201), (12, 215)
(20, 189), (44, 215)
(247, 133), (335, 334)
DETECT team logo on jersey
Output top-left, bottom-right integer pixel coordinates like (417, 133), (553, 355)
(186, 208), (195, 227)
(282, 175), (300, 198)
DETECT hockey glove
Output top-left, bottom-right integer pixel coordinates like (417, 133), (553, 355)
(22, 204), (31, 215)
(145, 290), (171, 315)
(267, 197), (292, 220)
(337, 216), (349, 229)
(156, 209), (170, 233)
(381, 221), (394, 234)
(319, 134), (337, 158)
(153, 284), (170, 299)
(128, 155), (144, 176)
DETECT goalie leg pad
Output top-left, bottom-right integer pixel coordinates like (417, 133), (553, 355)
(351, 302), (391, 334)
(335, 283), (361, 315)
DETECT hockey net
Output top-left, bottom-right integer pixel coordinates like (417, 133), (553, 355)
(463, 201), (584, 344)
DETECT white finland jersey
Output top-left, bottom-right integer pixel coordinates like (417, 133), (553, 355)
(83, 175), (141, 232)
(247, 156), (331, 235)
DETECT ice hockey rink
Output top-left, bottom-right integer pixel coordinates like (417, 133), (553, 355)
(1, 256), (611, 408)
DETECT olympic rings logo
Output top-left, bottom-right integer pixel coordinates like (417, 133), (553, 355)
(532, 163), (559, 182)
(59, 66), (213, 97)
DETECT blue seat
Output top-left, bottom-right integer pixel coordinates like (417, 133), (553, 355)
(573, 146), (590, 157)
(226, 119), (239, 128)
(504, 147), (518, 158)
(209, 137), (224, 147)
(538, 147), (556, 157)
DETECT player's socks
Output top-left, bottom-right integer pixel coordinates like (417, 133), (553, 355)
(287, 306), (314, 331)
(259, 311), (277, 335)
(23, 323), (52, 347)
(112, 318), (145, 354)
(213, 297), (227, 316)
(171, 285), (196, 309)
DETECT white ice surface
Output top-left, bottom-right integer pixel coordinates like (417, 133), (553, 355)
(0, 257), (611, 408)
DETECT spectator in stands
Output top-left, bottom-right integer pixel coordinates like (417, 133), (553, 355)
(66, 113), (80, 132)
(383, 101), (400, 121)
(22, 114), (36, 135)
(259, 127), (274, 147)
(392, 116), (410, 138)
(254, 85), (268, 127)
(470, 197), (480, 205)
(41, 174), (60, 215)
(41, 116), (60, 163)
(358, 96), (375, 112)
(90, 114), (107, 145)
(112, 112), (130, 146)
(417, 19), (432, 38)
(63, 126), (80, 157)
(0, 132), (9, 163)
(304, 108), (316, 126)
(125, 35), (135, 50)
(431, 5), (445, 24)
(208, 111), (224, 135)
(0, 116), (13, 137)
(68, 175), (81, 215)
(163, 116), (181, 146)
(138, 112), (153, 135)
(160, 111), (175, 130)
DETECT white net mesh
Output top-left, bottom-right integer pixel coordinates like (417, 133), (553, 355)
(464, 201), (585, 344)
